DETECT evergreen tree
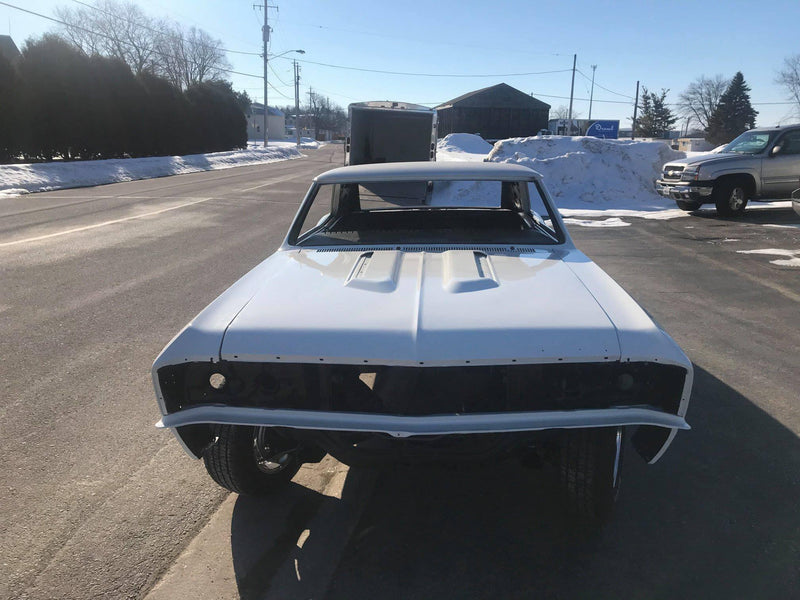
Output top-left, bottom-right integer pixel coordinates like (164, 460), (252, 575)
(0, 53), (19, 162)
(705, 72), (757, 145)
(633, 87), (677, 138)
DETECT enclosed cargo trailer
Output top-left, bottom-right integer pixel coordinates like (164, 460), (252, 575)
(346, 101), (437, 165)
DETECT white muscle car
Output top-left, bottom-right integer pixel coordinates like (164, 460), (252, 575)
(152, 161), (692, 523)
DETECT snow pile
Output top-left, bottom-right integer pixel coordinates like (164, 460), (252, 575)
(0, 144), (304, 197)
(437, 133), (493, 161)
(737, 248), (800, 267)
(485, 136), (685, 213)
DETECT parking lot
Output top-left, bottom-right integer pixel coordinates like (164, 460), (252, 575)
(2, 145), (799, 599)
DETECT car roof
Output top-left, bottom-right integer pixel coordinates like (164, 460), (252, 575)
(314, 161), (542, 184)
(748, 124), (800, 133)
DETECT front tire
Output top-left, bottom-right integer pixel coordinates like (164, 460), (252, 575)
(713, 180), (749, 216)
(203, 425), (300, 495)
(560, 427), (624, 525)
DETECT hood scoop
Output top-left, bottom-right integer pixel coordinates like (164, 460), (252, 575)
(442, 250), (499, 293)
(344, 251), (402, 293)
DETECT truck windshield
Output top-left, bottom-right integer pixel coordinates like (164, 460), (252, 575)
(289, 179), (562, 246)
(722, 130), (776, 154)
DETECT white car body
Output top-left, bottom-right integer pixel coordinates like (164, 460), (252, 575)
(153, 162), (692, 469)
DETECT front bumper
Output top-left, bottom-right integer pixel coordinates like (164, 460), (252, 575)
(157, 405), (690, 438)
(655, 180), (714, 201)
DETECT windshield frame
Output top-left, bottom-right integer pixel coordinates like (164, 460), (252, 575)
(284, 176), (567, 248)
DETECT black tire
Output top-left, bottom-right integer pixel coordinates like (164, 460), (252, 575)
(676, 199), (702, 212)
(560, 427), (624, 525)
(203, 425), (301, 495)
(713, 179), (749, 216)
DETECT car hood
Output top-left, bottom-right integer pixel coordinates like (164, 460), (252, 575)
(665, 152), (758, 168)
(219, 248), (622, 365)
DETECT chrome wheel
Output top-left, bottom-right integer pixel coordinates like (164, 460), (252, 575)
(729, 187), (746, 211)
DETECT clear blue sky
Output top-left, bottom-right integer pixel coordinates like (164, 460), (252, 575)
(4, 0), (800, 128)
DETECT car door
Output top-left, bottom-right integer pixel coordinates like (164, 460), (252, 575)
(762, 129), (800, 198)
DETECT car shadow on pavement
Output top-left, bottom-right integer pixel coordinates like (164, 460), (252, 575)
(690, 204), (799, 225)
(230, 365), (800, 600)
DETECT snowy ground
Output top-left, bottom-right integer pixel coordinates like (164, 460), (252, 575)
(436, 133), (792, 226)
(0, 141), (308, 198)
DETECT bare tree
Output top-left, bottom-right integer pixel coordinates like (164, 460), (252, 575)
(55, 0), (162, 74)
(305, 91), (346, 139)
(676, 75), (726, 131)
(551, 105), (581, 120)
(55, 0), (230, 87)
(776, 55), (800, 115)
(156, 24), (230, 89)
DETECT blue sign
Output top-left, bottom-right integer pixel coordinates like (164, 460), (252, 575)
(586, 120), (619, 139)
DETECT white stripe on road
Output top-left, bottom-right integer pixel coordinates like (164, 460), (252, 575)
(236, 172), (305, 193)
(1, 171), (307, 248)
(0, 197), (214, 248)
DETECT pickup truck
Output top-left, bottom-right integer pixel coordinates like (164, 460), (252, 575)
(655, 125), (800, 216)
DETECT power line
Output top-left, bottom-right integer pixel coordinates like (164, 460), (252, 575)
(278, 56), (574, 78)
(268, 80), (292, 100)
(532, 91), (633, 105)
(0, 1), (266, 79)
(277, 18), (568, 59)
(66, 0), (263, 56)
(575, 68), (633, 99)
(268, 60), (291, 86)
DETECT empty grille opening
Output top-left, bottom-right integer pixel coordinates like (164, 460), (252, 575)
(161, 361), (686, 418)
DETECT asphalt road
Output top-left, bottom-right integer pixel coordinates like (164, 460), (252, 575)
(2, 145), (799, 599)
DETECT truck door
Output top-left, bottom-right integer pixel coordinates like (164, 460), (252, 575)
(762, 129), (800, 197)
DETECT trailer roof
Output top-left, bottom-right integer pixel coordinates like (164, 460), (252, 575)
(314, 161), (542, 184)
(348, 101), (434, 113)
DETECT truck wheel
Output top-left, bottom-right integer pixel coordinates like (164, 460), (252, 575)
(560, 427), (623, 525)
(203, 425), (300, 495)
(713, 180), (749, 216)
(676, 200), (702, 212)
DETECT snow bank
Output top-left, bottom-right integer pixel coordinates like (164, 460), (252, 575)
(437, 133), (493, 161)
(0, 144), (304, 197)
(485, 136), (684, 213)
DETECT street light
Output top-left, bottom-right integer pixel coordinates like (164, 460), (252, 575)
(264, 49), (305, 147)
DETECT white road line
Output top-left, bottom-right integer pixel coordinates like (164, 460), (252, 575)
(0, 171), (309, 248)
(0, 197), (213, 248)
(237, 172), (305, 193)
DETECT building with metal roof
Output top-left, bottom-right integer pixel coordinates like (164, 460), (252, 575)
(436, 83), (551, 141)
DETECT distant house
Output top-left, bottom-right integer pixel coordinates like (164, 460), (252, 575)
(247, 103), (286, 142)
(0, 35), (21, 64)
(436, 83), (551, 141)
(676, 137), (713, 152)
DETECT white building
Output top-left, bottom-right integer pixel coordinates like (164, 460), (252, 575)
(247, 103), (286, 142)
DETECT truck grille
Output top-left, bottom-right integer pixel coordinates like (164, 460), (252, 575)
(662, 165), (684, 180)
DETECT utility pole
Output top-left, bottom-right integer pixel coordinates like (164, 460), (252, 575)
(294, 59), (301, 147)
(631, 80), (640, 140)
(567, 54), (576, 123)
(588, 64), (597, 120)
(254, 3), (275, 147)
